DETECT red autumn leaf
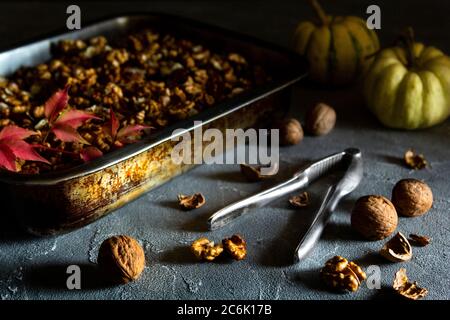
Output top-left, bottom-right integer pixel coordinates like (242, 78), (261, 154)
(54, 109), (100, 129)
(0, 144), (17, 171)
(3, 140), (50, 164)
(104, 109), (151, 146)
(0, 125), (35, 141)
(0, 125), (50, 172)
(51, 123), (90, 145)
(80, 146), (103, 162)
(109, 108), (119, 139)
(45, 85), (70, 124)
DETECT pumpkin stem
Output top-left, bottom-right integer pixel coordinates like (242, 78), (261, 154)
(307, 0), (330, 25)
(403, 27), (417, 68)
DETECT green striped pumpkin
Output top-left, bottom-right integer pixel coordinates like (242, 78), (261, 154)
(294, 0), (379, 86)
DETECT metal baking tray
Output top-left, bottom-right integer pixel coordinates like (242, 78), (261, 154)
(0, 13), (306, 235)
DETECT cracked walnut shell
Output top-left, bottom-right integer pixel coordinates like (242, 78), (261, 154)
(223, 234), (247, 260)
(191, 237), (223, 261)
(380, 232), (412, 262)
(178, 193), (206, 210)
(393, 268), (428, 300)
(392, 179), (433, 217)
(320, 256), (366, 292)
(97, 235), (145, 284)
(351, 195), (398, 240)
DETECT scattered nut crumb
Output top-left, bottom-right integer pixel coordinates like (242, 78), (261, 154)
(191, 237), (223, 261)
(289, 192), (310, 208)
(404, 149), (428, 170)
(177, 193), (206, 210)
(393, 268), (428, 300)
(380, 232), (412, 262)
(320, 256), (366, 292)
(408, 234), (431, 247)
(223, 234), (247, 260)
(239, 163), (278, 182)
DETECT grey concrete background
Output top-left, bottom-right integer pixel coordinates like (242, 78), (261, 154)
(0, 1), (449, 300)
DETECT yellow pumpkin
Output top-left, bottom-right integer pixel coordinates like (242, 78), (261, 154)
(294, 0), (379, 85)
(364, 36), (450, 129)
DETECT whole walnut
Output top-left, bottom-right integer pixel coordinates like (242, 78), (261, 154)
(392, 179), (433, 217)
(305, 103), (336, 136)
(275, 118), (303, 145)
(98, 235), (146, 284)
(351, 195), (398, 240)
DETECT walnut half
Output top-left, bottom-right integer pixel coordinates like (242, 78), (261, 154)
(191, 237), (223, 261)
(223, 234), (247, 260)
(178, 193), (206, 210)
(380, 232), (412, 262)
(320, 256), (366, 292)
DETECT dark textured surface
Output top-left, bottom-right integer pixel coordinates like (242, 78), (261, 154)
(0, 1), (449, 300)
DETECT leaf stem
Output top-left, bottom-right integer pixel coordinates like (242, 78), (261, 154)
(307, 0), (330, 25)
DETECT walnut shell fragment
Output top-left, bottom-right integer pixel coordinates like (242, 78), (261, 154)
(408, 234), (431, 247)
(191, 237), (223, 261)
(320, 256), (367, 292)
(97, 235), (146, 284)
(380, 232), (412, 262)
(239, 163), (278, 182)
(404, 149), (428, 170)
(393, 268), (428, 300)
(223, 234), (247, 260)
(289, 192), (310, 208)
(178, 193), (206, 210)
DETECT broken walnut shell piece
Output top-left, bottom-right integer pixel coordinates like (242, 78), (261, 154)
(191, 237), (224, 261)
(239, 163), (278, 182)
(177, 193), (206, 210)
(393, 268), (428, 300)
(380, 232), (412, 262)
(408, 234), (431, 247)
(223, 234), (247, 260)
(289, 192), (310, 208)
(404, 149), (428, 170)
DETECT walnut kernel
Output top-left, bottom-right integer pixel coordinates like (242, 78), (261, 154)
(191, 237), (223, 261)
(178, 193), (206, 210)
(320, 256), (366, 292)
(289, 192), (310, 208)
(223, 234), (247, 260)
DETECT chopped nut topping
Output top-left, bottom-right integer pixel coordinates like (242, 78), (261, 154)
(0, 29), (268, 174)
(320, 256), (366, 292)
(404, 149), (428, 170)
(380, 232), (412, 262)
(408, 234), (431, 247)
(223, 234), (247, 260)
(177, 193), (206, 210)
(191, 237), (223, 261)
(393, 268), (428, 300)
(289, 192), (310, 208)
